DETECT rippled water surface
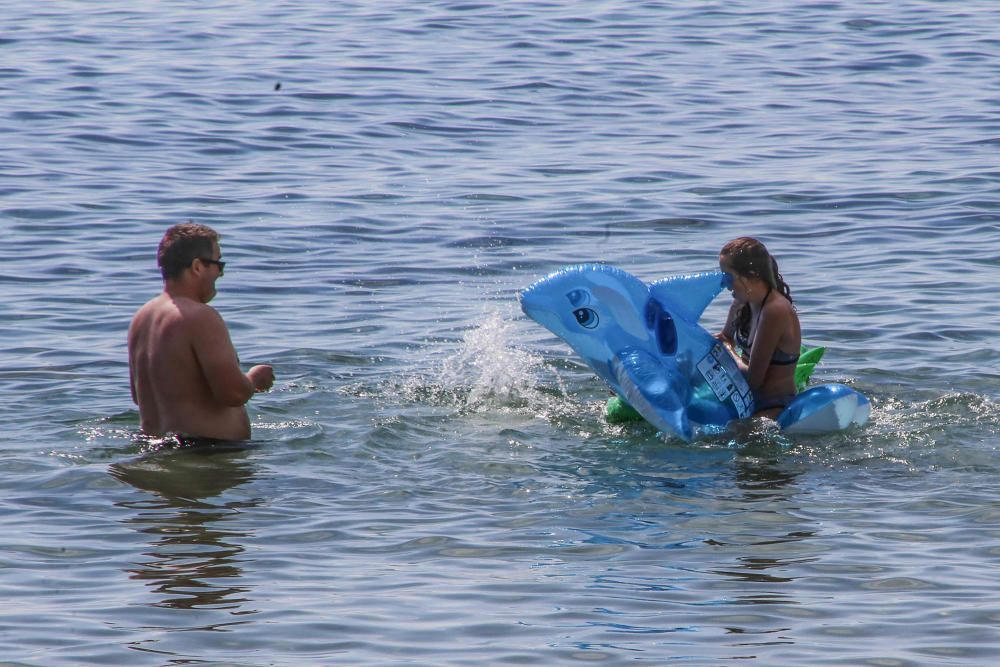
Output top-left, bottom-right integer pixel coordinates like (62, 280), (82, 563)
(2, 1), (999, 665)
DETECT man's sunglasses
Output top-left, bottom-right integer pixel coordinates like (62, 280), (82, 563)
(198, 258), (226, 275)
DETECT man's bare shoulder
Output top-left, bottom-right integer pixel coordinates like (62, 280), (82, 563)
(130, 295), (167, 338)
(148, 293), (222, 320)
(173, 295), (223, 321)
(131, 293), (224, 339)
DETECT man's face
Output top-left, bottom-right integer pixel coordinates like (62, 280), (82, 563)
(197, 241), (224, 303)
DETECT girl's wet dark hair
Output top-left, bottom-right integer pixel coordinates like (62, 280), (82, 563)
(157, 222), (219, 280)
(721, 237), (793, 336)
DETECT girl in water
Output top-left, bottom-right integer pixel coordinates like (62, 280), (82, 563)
(717, 237), (801, 418)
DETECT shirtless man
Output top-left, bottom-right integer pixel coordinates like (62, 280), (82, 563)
(128, 223), (274, 441)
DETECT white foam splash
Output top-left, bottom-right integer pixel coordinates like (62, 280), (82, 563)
(438, 311), (556, 410)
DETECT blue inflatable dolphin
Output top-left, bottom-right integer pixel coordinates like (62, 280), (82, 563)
(519, 264), (869, 441)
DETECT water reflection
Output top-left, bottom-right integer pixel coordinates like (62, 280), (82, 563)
(715, 455), (816, 608)
(109, 444), (260, 611)
(734, 453), (803, 497)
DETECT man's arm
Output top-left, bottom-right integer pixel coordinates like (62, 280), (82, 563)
(191, 307), (261, 406)
(129, 364), (137, 404)
(127, 317), (141, 405)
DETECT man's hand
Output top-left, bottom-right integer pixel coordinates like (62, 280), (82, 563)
(247, 364), (275, 392)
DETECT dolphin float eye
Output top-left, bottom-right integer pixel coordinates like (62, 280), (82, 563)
(573, 307), (599, 329)
(566, 289), (590, 307)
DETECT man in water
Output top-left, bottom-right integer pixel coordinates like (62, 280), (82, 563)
(128, 222), (274, 441)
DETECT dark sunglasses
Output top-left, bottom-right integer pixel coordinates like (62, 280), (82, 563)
(198, 258), (226, 275)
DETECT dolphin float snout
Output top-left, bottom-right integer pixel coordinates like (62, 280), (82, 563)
(518, 283), (551, 325)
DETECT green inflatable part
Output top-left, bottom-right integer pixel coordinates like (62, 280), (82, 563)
(794, 345), (825, 393)
(605, 345), (826, 424)
(605, 395), (645, 423)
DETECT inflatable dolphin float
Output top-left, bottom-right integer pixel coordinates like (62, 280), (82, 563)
(519, 264), (869, 441)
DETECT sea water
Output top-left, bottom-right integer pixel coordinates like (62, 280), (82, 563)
(1, 1), (998, 664)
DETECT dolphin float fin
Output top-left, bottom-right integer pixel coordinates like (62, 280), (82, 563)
(649, 271), (728, 324)
(611, 348), (693, 441)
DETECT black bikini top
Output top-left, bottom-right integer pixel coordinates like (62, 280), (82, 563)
(733, 287), (800, 366)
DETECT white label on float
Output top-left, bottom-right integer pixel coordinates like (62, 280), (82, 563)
(697, 345), (753, 417)
(697, 346), (734, 400)
(731, 387), (752, 416)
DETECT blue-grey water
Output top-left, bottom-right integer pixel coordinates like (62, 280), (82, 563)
(2, 1), (999, 665)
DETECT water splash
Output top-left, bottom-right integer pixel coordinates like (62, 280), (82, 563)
(438, 311), (559, 410)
